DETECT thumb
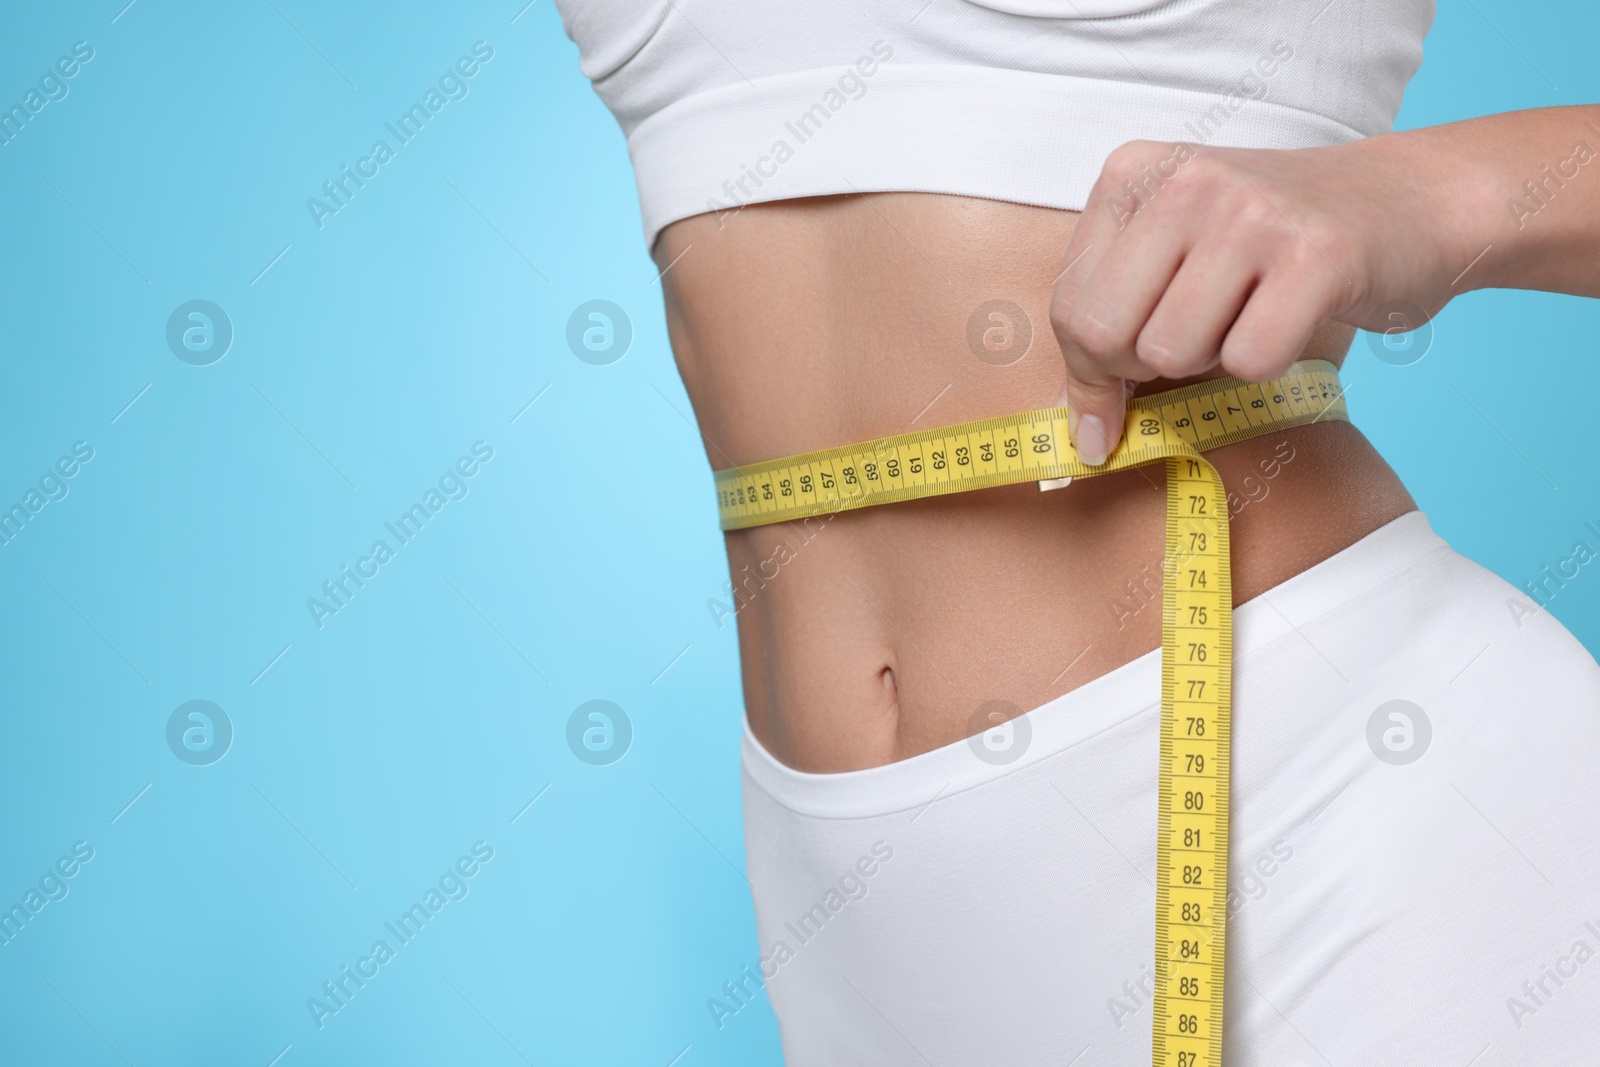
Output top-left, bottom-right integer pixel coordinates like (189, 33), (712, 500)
(1060, 366), (1129, 468)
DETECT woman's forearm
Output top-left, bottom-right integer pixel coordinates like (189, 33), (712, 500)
(1412, 105), (1600, 297)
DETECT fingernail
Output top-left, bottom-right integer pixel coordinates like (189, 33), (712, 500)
(1076, 414), (1110, 467)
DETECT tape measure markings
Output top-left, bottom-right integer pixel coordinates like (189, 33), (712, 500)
(712, 361), (1348, 1067)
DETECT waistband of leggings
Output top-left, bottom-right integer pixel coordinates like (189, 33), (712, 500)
(741, 510), (1449, 820)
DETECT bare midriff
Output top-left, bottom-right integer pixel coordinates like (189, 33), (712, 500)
(655, 193), (1416, 773)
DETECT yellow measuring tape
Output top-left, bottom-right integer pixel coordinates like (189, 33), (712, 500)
(715, 360), (1349, 1067)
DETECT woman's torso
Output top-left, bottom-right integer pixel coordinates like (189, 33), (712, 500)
(656, 193), (1416, 772)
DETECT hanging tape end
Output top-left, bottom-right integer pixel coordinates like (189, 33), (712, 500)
(1038, 477), (1073, 492)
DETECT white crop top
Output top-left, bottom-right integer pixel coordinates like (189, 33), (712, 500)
(553, 1), (1435, 247)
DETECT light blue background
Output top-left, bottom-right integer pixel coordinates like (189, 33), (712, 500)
(0, 2), (1594, 1065)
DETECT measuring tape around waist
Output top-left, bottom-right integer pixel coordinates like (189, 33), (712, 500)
(714, 360), (1349, 1067)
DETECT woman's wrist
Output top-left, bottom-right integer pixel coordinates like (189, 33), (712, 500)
(1343, 124), (1503, 302)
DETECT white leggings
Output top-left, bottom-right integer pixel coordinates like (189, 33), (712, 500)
(740, 513), (1600, 1066)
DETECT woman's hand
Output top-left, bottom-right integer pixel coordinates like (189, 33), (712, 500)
(1050, 135), (1473, 464)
